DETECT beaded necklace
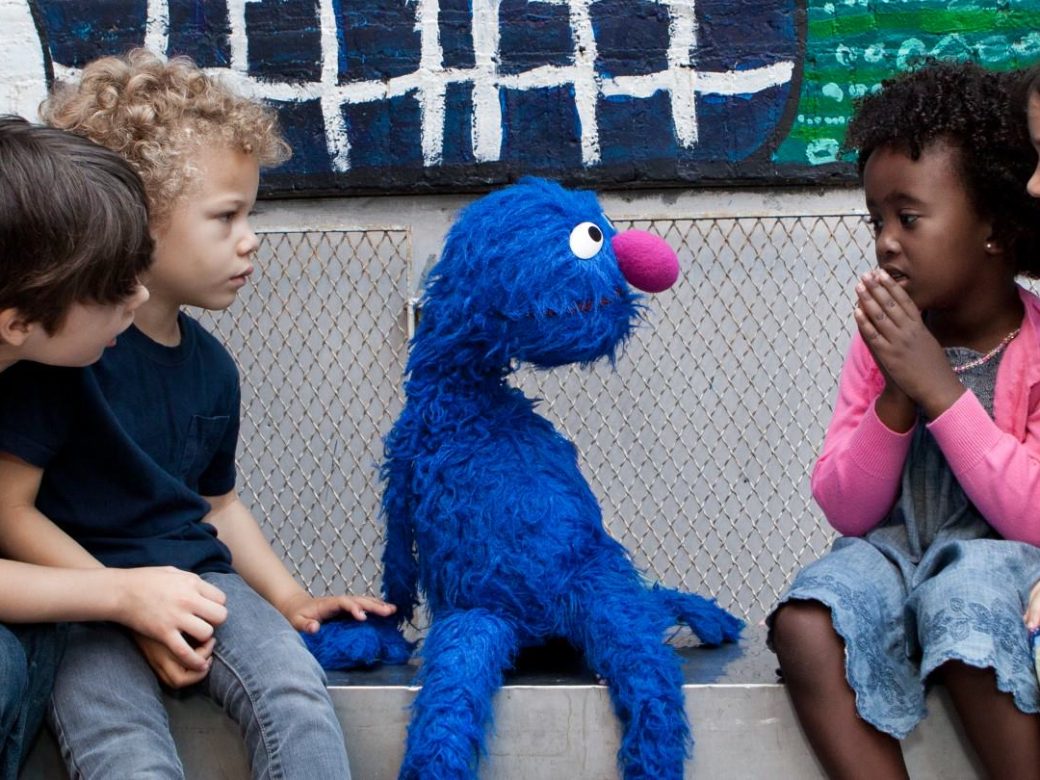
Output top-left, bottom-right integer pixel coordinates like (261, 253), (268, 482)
(951, 327), (1021, 374)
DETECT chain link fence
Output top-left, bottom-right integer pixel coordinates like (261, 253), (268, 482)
(199, 212), (878, 622)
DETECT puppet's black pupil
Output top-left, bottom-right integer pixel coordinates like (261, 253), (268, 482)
(588, 225), (602, 242)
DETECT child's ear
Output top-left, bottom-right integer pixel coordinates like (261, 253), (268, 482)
(984, 234), (1004, 256)
(0, 309), (35, 346)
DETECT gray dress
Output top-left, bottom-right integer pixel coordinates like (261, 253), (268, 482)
(772, 346), (1040, 738)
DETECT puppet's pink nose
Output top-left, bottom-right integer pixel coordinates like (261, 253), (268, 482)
(611, 230), (679, 293)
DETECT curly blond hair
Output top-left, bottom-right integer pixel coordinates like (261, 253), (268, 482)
(41, 48), (291, 225)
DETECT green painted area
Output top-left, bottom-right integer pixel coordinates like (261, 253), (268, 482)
(773, 0), (1040, 166)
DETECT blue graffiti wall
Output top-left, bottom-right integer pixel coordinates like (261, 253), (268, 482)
(6, 0), (810, 195)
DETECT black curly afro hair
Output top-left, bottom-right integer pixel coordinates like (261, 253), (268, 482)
(845, 59), (1040, 278)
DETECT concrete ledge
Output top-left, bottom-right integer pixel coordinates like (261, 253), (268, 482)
(22, 626), (983, 779)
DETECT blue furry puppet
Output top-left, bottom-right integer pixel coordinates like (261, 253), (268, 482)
(306, 177), (742, 779)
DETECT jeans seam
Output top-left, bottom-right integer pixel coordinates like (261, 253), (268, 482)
(49, 699), (85, 780)
(212, 644), (284, 779)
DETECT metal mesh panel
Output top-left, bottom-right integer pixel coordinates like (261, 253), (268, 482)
(197, 214), (876, 622)
(196, 230), (411, 595)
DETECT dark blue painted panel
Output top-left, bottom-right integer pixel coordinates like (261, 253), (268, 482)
(590, 0), (670, 79)
(246, 0), (322, 83)
(694, 0), (798, 72)
(342, 92), (423, 170)
(500, 85), (582, 170)
(442, 82), (476, 166)
(266, 99), (330, 176)
(499, 1), (573, 75)
(440, 0), (475, 70)
(334, 0), (421, 82)
(597, 92), (679, 164)
(36, 0), (146, 67)
(691, 84), (794, 162)
(168, 0), (230, 66)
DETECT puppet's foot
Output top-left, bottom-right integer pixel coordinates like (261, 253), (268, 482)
(399, 608), (517, 780)
(303, 615), (414, 670)
(651, 585), (743, 645)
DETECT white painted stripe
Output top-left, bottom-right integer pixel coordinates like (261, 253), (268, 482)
(602, 61), (794, 99)
(226, 0), (249, 73)
(0, 0), (47, 119)
(666, 0), (698, 146)
(471, 0), (502, 163)
(145, 0), (169, 57)
(417, 0), (445, 166)
(697, 61), (795, 95)
(318, 0), (351, 172)
(569, 0), (602, 165)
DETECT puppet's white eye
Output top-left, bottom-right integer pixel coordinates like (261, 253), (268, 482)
(569, 222), (604, 259)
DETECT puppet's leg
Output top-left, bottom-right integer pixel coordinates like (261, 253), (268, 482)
(399, 608), (517, 780)
(571, 578), (689, 780)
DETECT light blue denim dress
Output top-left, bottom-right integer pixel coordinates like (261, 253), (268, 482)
(772, 347), (1040, 738)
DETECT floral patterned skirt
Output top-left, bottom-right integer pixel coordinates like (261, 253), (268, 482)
(771, 533), (1040, 738)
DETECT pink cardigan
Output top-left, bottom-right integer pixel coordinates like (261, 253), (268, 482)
(811, 286), (1040, 543)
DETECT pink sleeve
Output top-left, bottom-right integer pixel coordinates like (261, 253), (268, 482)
(810, 336), (915, 536)
(928, 388), (1040, 544)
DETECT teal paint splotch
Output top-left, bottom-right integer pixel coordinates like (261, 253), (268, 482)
(774, 0), (1040, 166)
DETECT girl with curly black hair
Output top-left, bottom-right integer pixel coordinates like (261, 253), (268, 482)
(770, 60), (1040, 779)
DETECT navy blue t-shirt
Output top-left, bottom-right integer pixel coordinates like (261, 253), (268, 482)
(0, 313), (237, 573)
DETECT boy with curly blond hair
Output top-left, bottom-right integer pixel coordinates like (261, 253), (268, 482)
(0, 50), (392, 777)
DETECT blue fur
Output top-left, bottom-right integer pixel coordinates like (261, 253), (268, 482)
(320, 178), (742, 778)
(302, 615), (415, 669)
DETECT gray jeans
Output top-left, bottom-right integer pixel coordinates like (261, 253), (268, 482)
(48, 572), (350, 779)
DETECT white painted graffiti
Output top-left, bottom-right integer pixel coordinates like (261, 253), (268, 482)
(1, 0), (794, 171)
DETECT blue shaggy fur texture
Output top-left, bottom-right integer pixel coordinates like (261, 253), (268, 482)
(309, 178), (742, 779)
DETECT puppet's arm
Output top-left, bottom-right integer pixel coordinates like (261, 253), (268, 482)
(381, 448), (419, 624)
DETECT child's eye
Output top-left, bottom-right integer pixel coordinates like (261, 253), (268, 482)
(865, 216), (882, 236)
(899, 213), (918, 227)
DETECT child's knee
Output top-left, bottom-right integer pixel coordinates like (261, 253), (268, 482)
(771, 600), (839, 660)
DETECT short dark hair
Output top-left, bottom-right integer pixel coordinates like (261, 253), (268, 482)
(0, 115), (153, 332)
(845, 60), (1040, 277)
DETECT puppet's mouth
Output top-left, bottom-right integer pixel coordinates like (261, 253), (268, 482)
(542, 288), (626, 319)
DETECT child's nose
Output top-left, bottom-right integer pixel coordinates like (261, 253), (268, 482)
(1028, 166), (1040, 199)
(238, 228), (260, 256)
(875, 226), (899, 258)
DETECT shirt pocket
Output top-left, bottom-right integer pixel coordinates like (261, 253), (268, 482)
(177, 414), (230, 485)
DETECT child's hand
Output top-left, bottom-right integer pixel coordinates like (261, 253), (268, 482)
(113, 566), (227, 667)
(1025, 580), (1040, 631)
(133, 632), (214, 689)
(278, 592), (397, 634)
(853, 269), (965, 419)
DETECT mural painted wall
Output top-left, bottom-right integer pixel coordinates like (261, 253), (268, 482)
(1, 0), (1038, 196)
